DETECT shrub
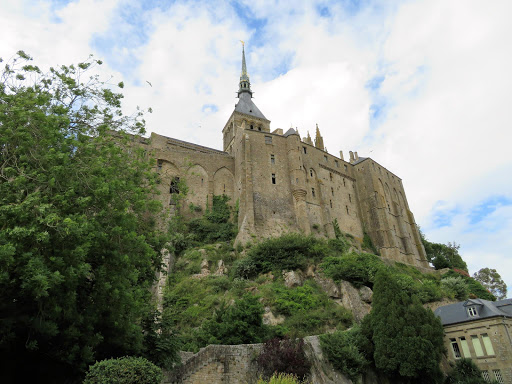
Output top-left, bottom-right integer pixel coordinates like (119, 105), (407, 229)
(321, 252), (384, 288)
(257, 373), (303, 384)
(442, 270), (495, 301)
(362, 231), (379, 255)
(83, 356), (162, 384)
(257, 338), (310, 381)
(320, 326), (369, 381)
(441, 277), (469, 300)
(248, 234), (330, 274)
(232, 257), (258, 279)
(444, 358), (497, 384)
(197, 294), (268, 346)
(141, 311), (180, 370)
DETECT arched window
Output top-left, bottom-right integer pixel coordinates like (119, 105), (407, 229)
(170, 177), (180, 194)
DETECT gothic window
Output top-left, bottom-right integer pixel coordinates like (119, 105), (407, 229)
(170, 177), (180, 194)
(265, 136), (272, 144)
(271, 154), (275, 164)
(272, 174), (276, 184)
(450, 339), (461, 359)
(311, 188), (315, 197)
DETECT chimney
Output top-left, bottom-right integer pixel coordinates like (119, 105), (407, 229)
(349, 151), (355, 163)
(354, 151), (359, 160)
(339, 151), (344, 161)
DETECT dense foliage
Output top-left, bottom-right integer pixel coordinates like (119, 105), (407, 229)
(83, 356), (162, 384)
(321, 252), (383, 288)
(257, 338), (311, 381)
(444, 358), (499, 384)
(473, 267), (507, 300)
(421, 233), (468, 271)
(442, 270), (496, 301)
(361, 269), (445, 383)
(257, 373), (303, 384)
(0, 52), (176, 381)
(319, 326), (369, 381)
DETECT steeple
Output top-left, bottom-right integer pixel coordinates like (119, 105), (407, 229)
(315, 123), (325, 150)
(238, 41), (252, 97)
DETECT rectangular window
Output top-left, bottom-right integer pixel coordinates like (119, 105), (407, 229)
(482, 371), (490, 382)
(450, 339), (461, 359)
(324, 155), (328, 162)
(344, 164), (348, 171)
(349, 194), (352, 203)
(493, 370), (504, 384)
(460, 337), (471, 358)
(311, 188), (315, 197)
(471, 335), (484, 357)
(335, 160), (339, 168)
(330, 200), (332, 208)
(331, 187), (334, 196)
(265, 136), (272, 144)
(271, 173), (276, 185)
(482, 334), (495, 355)
(303, 147), (307, 154)
(329, 173), (333, 181)
(343, 178), (346, 187)
(346, 205), (349, 215)
(271, 154), (275, 164)
(467, 307), (478, 317)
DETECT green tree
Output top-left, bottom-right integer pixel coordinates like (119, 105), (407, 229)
(473, 268), (507, 300)
(0, 52), (176, 381)
(421, 232), (468, 271)
(361, 269), (445, 383)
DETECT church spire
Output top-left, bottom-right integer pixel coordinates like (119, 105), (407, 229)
(238, 41), (252, 98)
(315, 123), (325, 150)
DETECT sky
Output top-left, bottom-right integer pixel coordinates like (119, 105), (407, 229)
(1, 0), (511, 295)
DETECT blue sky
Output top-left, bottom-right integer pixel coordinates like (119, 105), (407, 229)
(1, 0), (512, 294)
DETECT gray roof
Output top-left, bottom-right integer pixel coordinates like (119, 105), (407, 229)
(234, 93), (268, 121)
(434, 298), (512, 326)
(352, 156), (368, 165)
(284, 128), (299, 137)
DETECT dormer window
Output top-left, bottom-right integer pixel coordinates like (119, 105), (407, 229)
(467, 307), (478, 317)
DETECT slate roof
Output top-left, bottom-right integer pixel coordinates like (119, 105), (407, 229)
(352, 156), (368, 165)
(284, 128), (298, 137)
(234, 92), (268, 121)
(434, 298), (512, 326)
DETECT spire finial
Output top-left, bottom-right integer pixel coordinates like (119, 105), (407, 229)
(238, 41), (252, 98)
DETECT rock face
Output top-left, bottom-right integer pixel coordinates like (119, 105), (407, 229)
(340, 281), (371, 323)
(262, 307), (285, 326)
(315, 275), (342, 299)
(214, 260), (228, 276)
(283, 270), (304, 288)
(358, 286), (373, 303)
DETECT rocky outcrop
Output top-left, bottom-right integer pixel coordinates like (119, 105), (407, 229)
(283, 270), (304, 288)
(191, 259), (210, 279)
(214, 260), (228, 276)
(262, 306), (285, 326)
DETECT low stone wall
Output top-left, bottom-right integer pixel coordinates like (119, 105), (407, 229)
(163, 344), (262, 384)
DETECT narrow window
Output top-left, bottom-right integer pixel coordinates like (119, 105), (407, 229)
(330, 200), (332, 208)
(311, 188), (315, 197)
(157, 160), (163, 171)
(170, 177), (180, 194)
(303, 147), (307, 154)
(344, 164), (348, 171)
(349, 193), (352, 202)
(223, 184), (226, 193)
(343, 178), (346, 187)
(482, 334), (495, 355)
(481, 371), (490, 382)
(335, 160), (339, 168)
(459, 337), (471, 358)
(271, 154), (275, 164)
(201, 178), (204, 185)
(467, 307), (478, 317)
(310, 169), (313, 177)
(388, 204), (391, 212)
(296, 178), (299, 184)
(331, 187), (334, 196)
(272, 173), (276, 185)
(329, 173), (333, 181)
(265, 136), (272, 144)
(346, 205), (349, 215)
(471, 335), (484, 357)
(250, 124), (254, 130)
(450, 339), (461, 359)
(324, 155), (328, 162)
(493, 370), (504, 384)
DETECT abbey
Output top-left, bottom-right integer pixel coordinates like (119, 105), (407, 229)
(146, 46), (429, 269)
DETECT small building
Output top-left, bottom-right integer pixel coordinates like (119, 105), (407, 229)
(435, 298), (512, 383)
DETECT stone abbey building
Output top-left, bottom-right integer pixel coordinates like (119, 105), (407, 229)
(146, 46), (429, 269)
